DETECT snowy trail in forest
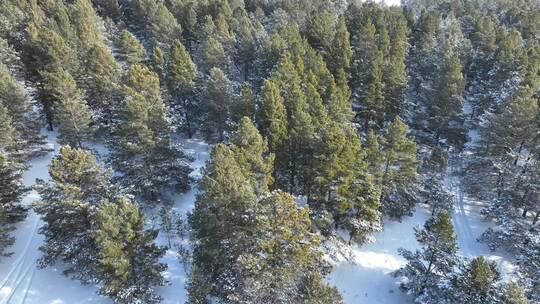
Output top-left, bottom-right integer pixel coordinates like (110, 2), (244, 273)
(0, 132), (105, 304)
(155, 138), (210, 304)
(446, 158), (516, 278)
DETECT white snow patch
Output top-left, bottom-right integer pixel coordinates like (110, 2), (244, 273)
(327, 208), (431, 304)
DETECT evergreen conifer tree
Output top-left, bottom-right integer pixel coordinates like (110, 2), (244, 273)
(454, 256), (499, 304)
(189, 142), (341, 303)
(429, 38), (467, 148)
(200, 36), (227, 73)
(231, 83), (256, 124)
(188, 143), (257, 302)
(258, 79), (288, 182)
(396, 212), (458, 302)
(501, 282), (530, 304)
(150, 46), (165, 79)
(111, 64), (192, 202)
(230, 117), (274, 195)
(34, 146), (114, 282)
(201, 67), (232, 142)
(378, 117), (418, 219)
(232, 190), (343, 303)
(83, 43), (120, 126)
(0, 64), (44, 156)
(116, 30), (146, 66)
(94, 196), (166, 304)
(44, 69), (92, 148)
(147, 3), (180, 47)
(166, 39), (197, 138)
(0, 104), (15, 150)
(362, 48), (385, 131)
(0, 152), (27, 257)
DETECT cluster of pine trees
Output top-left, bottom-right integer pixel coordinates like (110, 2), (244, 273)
(0, 0), (539, 302)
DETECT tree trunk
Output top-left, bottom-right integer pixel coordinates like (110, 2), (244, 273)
(522, 209), (528, 218)
(533, 211), (540, 225)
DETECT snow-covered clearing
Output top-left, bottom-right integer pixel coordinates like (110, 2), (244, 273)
(0, 133), (513, 304)
(327, 160), (515, 303)
(326, 209), (430, 304)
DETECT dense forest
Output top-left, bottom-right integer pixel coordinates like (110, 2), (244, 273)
(0, 0), (539, 303)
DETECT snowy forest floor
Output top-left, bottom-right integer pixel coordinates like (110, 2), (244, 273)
(325, 155), (516, 303)
(0, 132), (514, 304)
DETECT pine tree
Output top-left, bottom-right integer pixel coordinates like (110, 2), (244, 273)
(379, 117), (418, 219)
(34, 146), (114, 282)
(25, 23), (79, 130)
(362, 48), (385, 132)
(189, 142), (341, 303)
(0, 151), (27, 258)
(231, 6), (256, 81)
(422, 145), (452, 216)
(83, 43), (120, 126)
(230, 117), (274, 195)
(454, 256), (499, 304)
(428, 37), (467, 148)
(116, 30), (146, 66)
(232, 191), (343, 303)
(313, 122), (381, 244)
(328, 16), (351, 76)
(0, 208), (15, 258)
(94, 196), (166, 304)
(201, 67), (232, 142)
(286, 80), (314, 192)
(200, 36), (227, 73)
(0, 63), (44, 156)
(406, 10), (440, 116)
(111, 64), (192, 203)
(147, 3), (180, 47)
(159, 205), (174, 248)
(0, 103), (15, 150)
(465, 86), (537, 203)
(150, 46), (165, 79)
(501, 282), (530, 304)
(258, 79), (288, 181)
(166, 39), (197, 138)
(92, 0), (121, 19)
(231, 83), (256, 125)
(396, 212), (458, 302)
(70, 0), (105, 50)
(188, 143), (257, 302)
(45, 69), (93, 148)
(383, 14), (407, 121)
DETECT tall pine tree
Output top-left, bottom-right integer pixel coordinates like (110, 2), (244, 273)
(94, 196), (166, 304)
(110, 64), (192, 203)
(34, 146), (114, 282)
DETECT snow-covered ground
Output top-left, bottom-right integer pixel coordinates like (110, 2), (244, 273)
(155, 138), (210, 304)
(327, 163), (515, 304)
(0, 132), (105, 304)
(0, 134), (210, 304)
(326, 209), (430, 304)
(0, 133), (513, 304)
